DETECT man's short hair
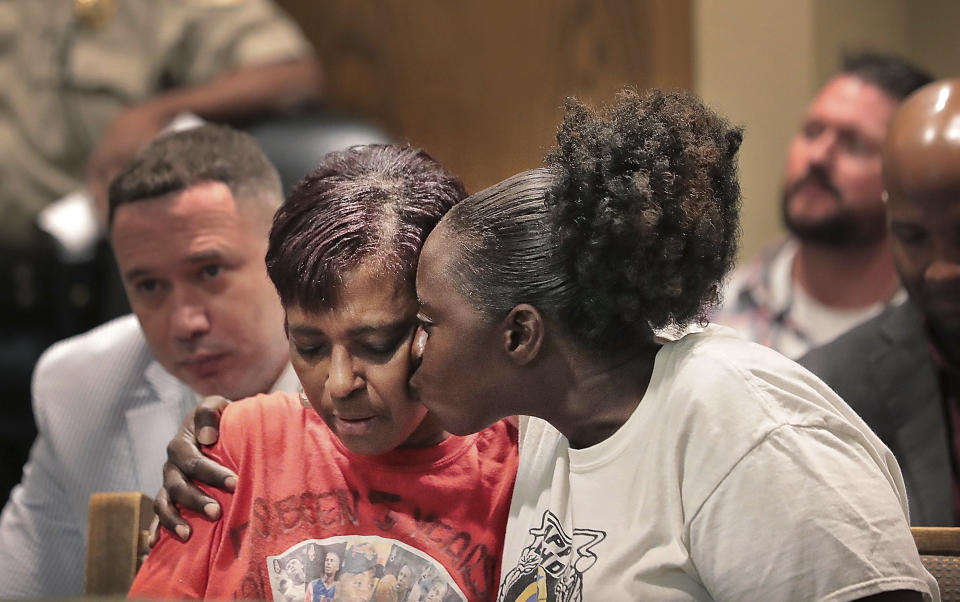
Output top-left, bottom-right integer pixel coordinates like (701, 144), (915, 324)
(839, 50), (933, 101)
(107, 124), (282, 227)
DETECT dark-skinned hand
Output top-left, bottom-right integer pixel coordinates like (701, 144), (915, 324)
(150, 395), (234, 545)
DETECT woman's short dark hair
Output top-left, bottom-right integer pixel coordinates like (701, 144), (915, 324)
(441, 88), (743, 353)
(266, 144), (466, 311)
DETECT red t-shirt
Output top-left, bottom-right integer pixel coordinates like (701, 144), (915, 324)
(129, 392), (518, 601)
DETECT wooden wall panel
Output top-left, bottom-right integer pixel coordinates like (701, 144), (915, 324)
(276, 1), (692, 193)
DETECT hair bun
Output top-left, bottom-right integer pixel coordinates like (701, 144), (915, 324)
(544, 88), (742, 345)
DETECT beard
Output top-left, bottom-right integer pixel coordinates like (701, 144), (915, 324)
(781, 168), (886, 248)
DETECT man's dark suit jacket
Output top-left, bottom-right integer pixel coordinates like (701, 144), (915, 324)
(799, 301), (952, 526)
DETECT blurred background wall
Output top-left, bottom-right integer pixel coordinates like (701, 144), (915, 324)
(276, 0), (958, 262)
(275, 0), (692, 193)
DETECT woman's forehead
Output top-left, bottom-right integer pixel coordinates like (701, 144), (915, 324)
(416, 228), (454, 295)
(287, 268), (416, 328)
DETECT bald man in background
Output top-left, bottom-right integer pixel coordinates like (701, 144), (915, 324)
(802, 79), (960, 526)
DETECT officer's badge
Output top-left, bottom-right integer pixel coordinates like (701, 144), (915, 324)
(74, 0), (116, 29)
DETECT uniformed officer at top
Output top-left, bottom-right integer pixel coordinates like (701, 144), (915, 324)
(0, 0), (322, 522)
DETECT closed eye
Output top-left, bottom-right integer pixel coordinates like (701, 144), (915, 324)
(358, 332), (409, 359)
(293, 342), (330, 359)
(416, 313), (434, 333)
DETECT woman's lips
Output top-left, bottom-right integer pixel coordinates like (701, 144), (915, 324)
(333, 414), (377, 437)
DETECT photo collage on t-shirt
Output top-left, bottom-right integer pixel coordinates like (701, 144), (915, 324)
(267, 535), (466, 602)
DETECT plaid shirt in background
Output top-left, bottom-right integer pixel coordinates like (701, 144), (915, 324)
(712, 238), (904, 359)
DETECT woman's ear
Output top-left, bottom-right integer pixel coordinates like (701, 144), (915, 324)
(500, 304), (544, 365)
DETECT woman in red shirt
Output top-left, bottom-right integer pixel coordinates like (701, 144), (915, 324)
(129, 145), (517, 601)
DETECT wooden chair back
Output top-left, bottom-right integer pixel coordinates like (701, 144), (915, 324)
(912, 526), (960, 601)
(84, 492), (154, 596)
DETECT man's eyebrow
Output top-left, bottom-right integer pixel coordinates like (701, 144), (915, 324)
(185, 250), (226, 264)
(123, 267), (151, 282)
(123, 250), (227, 282)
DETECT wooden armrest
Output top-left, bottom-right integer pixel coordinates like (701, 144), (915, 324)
(911, 526), (960, 556)
(84, 491), (155, 596)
